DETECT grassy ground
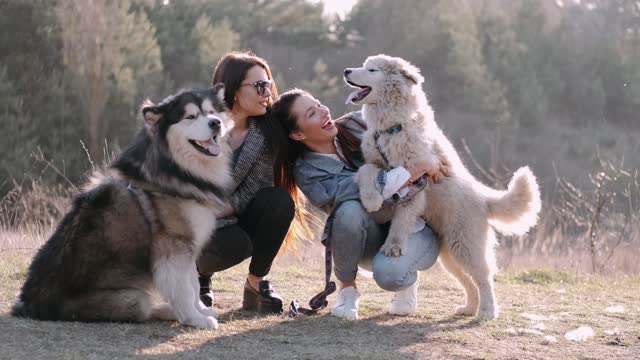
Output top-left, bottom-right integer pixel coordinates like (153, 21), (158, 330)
(1, 250), (639, 360)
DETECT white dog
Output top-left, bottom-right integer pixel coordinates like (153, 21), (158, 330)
(345, 55), (541, 320)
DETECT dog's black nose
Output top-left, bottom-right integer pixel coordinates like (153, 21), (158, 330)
(344, 69), (352, 75)
(208, 119), (221, 130)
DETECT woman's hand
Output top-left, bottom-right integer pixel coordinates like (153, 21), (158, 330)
(216, 206), (235, 218)
(406, 158), (449, 185)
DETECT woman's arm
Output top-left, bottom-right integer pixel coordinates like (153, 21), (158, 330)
(293, 163), (334, 210)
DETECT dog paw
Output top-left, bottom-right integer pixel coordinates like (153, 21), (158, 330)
(454, 305), (476, 316)
(198, 306), (219, 319)
(477, 306), (499, 320)
(361, 194), (384, 212)
(185, 315), (219, 329)
(380, 242), (403, 257)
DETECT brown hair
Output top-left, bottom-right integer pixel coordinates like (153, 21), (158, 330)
(211, 51), (278, 108)
(212, 52), (311, 252)
(272, 89), (362, 240)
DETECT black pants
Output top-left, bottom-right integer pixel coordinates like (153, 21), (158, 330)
(197, 187), (295, 278)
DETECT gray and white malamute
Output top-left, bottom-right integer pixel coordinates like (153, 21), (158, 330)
(12, 85), (231, 329)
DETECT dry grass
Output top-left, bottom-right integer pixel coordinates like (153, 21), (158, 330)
(1, 239), (639, 360)
(1, 174), (639, 359)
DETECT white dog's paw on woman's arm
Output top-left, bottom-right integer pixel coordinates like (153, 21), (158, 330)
(355, 164), (384, 212)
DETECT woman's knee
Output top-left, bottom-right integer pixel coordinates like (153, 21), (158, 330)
(197, 226), (252, 275)
(252, 187), (295, 221)
(372, 254), (418, 291)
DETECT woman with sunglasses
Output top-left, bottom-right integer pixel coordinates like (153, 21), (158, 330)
(272, 89), (447, 319)
(197, 52), (312, 314)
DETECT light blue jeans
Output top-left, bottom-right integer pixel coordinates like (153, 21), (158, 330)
(330, 200), (440, 290)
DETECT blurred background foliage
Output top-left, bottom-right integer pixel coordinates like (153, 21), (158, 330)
(1, 0), (639, 193)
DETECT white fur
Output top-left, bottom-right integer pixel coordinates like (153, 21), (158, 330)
(346, 54), (542, 320)
(167, 103), (232, 190)
(181, 200), (219, 253)
(181, 200), (220, 318)
(153, 253), (218, 329)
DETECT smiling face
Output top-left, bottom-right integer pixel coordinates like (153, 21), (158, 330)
(233, 65), (273, 118)
(288, 93), (338, 146)
(143, 85), (228, 160)
(343, 54), (425, 106)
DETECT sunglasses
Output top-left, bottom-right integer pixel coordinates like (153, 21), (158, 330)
(240, 79), (273, 96)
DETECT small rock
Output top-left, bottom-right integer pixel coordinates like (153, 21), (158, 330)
(521, 312), (549, 321)
(605, 305), (625, 314)
(533, 323), (546, 331)
(564, 326), (594, 342)
(542, 335), (558, 344)
(605, 328), (620, 336)
(520, 328), (544, 336)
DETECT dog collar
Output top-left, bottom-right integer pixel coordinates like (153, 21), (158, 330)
(375, 124), (403, 138)
(373, 124), (403, 166)
(385, 124), (403, 135)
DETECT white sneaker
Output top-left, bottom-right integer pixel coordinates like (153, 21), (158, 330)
(389, 276), (419, 316)
(331, 286), (360, 319)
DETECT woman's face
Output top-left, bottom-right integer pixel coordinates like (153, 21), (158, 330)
(233, 65), (273, 117)
(289, 94), (337, 145)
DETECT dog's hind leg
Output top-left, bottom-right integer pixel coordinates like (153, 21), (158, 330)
(151, 302), (177, 321)
(439, 246), (479, 316)
(464, 230), (499, 320)
(153, 253), (218, 329)
(60, 289), (153, 322)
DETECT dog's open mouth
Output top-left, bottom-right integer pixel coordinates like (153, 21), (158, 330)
(345, 80), (372, 104)
(189, 135), (221, 156)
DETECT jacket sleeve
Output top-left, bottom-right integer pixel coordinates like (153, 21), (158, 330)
(229, 151), (274, 214)
(293, 162), (334, 211)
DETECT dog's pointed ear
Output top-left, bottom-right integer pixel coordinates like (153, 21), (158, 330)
(210, 82), (227, 111)
(141, 99), (162, 126)
(399, 61), (424, 85)
(212, 83), (225, 104)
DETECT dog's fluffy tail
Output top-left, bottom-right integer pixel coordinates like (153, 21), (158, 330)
(486, 166), (541, 235)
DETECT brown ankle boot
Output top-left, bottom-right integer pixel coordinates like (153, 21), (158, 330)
(242, 280), (283, 314)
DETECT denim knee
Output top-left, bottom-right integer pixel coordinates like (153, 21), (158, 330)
(371, 226), (440, 291)
(372, 257), (418, 291)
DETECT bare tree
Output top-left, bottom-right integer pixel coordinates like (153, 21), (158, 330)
(55, 0), (162, 160)
(554, 153), (639, 273)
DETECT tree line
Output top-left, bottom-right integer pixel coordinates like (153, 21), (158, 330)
(1, 0), (638, 191)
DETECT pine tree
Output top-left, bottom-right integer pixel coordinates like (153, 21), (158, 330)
(300, 59), (342, 112)
(55, 0), (163, 160)
(0, 64), (37, 187)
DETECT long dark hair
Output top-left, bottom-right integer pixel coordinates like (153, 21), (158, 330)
(272, 89), (361, 238)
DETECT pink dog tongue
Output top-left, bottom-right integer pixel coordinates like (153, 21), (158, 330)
(346, 89), (361, 104)
(203, 139), (221, 156)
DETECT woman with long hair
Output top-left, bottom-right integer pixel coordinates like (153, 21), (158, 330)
(272, 89), (446, 319)
(197, 52), (313, 314)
